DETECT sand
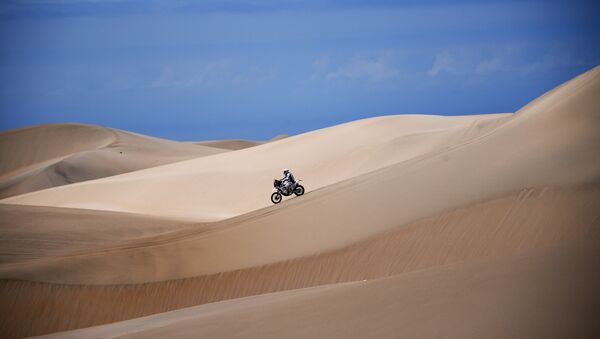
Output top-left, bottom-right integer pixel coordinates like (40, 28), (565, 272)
(0, 124), (226, 198)
(0, 65), (599, 338)
(34, 239), (600, 339)
(190, 139), (264, 150)
(1, 113), (513, 220)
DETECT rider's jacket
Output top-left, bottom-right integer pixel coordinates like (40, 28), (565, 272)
(282, 172), (296, 184)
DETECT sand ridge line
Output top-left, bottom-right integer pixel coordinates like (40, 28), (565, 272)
(0, 123), (228, 199)
(1, 113), (513, 220)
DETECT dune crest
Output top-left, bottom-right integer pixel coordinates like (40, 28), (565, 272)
(0, 123), (226, 198)
(1, 113), (512, 220)
(190, 139), (264, 150)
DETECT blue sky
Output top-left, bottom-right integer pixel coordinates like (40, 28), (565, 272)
(0, 0), (598, 140)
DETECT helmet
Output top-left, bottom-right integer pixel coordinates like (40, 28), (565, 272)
(283, 168), (289, 174)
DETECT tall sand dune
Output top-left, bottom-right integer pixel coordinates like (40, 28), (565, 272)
(191, 139), (264, 150)
(1, 113), (512, 220)
(1, 186), (598, 338)
(0, 66), (599, 338)
(4, 67), (599, 223)
(36, 239), (600, 339)
(0, 123), (226, 198)
(1, 67), (598, 284)
(0, 204), (195, 265)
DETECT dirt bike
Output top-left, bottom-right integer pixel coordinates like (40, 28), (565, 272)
(271, 179), (304, 204)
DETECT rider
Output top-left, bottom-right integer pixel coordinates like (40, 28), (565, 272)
(281, 168), (296, 194)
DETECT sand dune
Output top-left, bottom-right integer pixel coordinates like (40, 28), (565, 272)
(191, 139), (264, 150)
(0, 204), (195, 265)
(4, 67), (599, 223)
(0, 123), (114, 177)
(1, 67), (598, 285)
(1, 113), (512, 220)
(0, 123), (226, 198)
(1, 186), (598, 338)
(0, 66), (599, 338)
(36, 239), (600, 339)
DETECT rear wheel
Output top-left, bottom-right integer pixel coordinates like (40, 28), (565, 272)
(294, 184), (305, 196)
(271, 192), (282, 204)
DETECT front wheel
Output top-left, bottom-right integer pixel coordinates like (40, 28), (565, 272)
(271, 192), (282, 204)
(294, 184), (305, 196)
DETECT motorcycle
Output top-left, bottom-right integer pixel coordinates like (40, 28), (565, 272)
(271, 179), (305, 204)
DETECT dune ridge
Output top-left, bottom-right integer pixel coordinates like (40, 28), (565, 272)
(0, 204), (196, 265)
(190, 139), (264, 150)
(0, 123), (226, 198)
(1, 113), (512, 220)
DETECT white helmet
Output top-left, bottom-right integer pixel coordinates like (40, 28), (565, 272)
(283, 168), (289, 174)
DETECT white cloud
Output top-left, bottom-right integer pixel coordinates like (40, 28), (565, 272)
(148, 60), (279, 90)
(309, 56), (330, 81)
(312, 56), (330, 70)
(428, 48), (515, 78)
(326, 55), (399, 82)
(475, 57), (504, 75)
(426, 44), (588, 80)
(229, 65), (277, 86)
(428, 51), (454, 77)
(521, 49), (579, 75)
(149, 60), (230, 89)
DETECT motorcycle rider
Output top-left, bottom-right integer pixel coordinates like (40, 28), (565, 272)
(281, 168), (296, 194)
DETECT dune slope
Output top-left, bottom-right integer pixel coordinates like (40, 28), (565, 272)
(3, 69), (599, 224)
(190, 139), (264, 150)
(38, 239), (600, 339)
(0, 123), (226, 198)
(0, 204), (195, 265)
(1, 113), (512, 220)
(1, 186), (598, 338)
